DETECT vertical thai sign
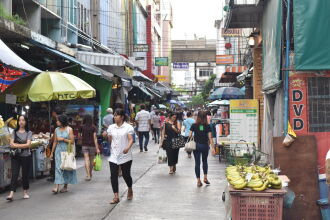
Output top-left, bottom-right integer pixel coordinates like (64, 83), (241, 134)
(230, 99), (259, 148)
(289, 77), (308, 134)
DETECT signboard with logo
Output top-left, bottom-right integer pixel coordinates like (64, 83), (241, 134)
(221, 28), (242, 37)
(216, 55), (234, 65)
(230, 99), (259, 148)
(173, 62), (189, 70)
(155, 57), (169, 66)
(289, 77), (308, 134)
(133, 44), (149, 52)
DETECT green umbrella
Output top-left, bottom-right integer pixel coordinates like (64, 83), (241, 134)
(8, 71), (96, 102)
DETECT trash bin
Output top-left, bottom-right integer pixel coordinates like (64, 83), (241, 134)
(317, 198), (330, 220)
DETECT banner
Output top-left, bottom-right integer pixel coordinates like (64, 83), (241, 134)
(294, 0), (330, 70)
(262, 0), (282, 91)
(216, 55), (234, 65)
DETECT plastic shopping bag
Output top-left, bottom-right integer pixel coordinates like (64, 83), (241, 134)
(158, 148), (167, 164)
(94, 154), (102, 171)
(282, 122), (297, 147)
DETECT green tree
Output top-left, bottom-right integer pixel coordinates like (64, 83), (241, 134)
(189, 94), (204, 107)
(201, 74), (216, 101)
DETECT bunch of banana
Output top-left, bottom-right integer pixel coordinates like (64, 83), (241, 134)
(267, 174), (282, 189)
(226, 165), (283, 191)
(226, 166), (247, 189)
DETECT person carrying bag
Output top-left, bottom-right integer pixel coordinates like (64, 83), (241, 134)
(50, 114), (77, 194)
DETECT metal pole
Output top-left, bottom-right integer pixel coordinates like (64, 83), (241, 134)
(284, 0), (291, 135)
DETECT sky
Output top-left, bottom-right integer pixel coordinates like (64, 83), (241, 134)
(170, 0), (223, 40)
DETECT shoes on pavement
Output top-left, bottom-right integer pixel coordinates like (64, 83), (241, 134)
(127, 188), (133, 200)
(23, 194), (30, 199)
(140, 149), (143, 153)
(110, 198), (120, 204)
(6, 196), (13, 201)
(204, 180), (211, 185)
(144, 148), (148, 152)
(197, 181), (203, 187)
(60, 188), (68, 193)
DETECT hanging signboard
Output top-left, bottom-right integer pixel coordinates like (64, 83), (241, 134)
(230, 99), (259, 148)
(5, 94), (16, 104)
(221, 28), (242, 37)
(173, 62), (189, 70)
(133, 44), (149, 52)
(155, 57), (169, 66)
(216, 55), (234, 65)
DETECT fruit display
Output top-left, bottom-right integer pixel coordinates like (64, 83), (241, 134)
(0, 115), (10, 146)
(226, 165), (282, 191)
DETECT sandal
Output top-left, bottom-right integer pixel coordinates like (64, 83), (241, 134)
(52, 188), (59, 194)
(85, 176), (91, 181)
(60, 188), (68, 193)
(197, 181), (203, 187)
(173, 166), (177, 173)
(6, 196), (13, 201)
(110, 198), (120, 204)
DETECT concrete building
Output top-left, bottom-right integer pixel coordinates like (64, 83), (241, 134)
(171, 38), (216, 94)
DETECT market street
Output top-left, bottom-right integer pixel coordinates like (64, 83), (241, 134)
(0, 142), (226, 220)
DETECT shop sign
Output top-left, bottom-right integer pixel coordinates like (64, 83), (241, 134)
(133, 44), (149, 52)
(289, 77), (307, 133)
(155, 57), (169, 66)
(216, 55), (234, 65)
(230, 99), (259, 148)
(173, 62), (189, 70)
(222, 28), (242, 37)
(5, 94), (16, 104)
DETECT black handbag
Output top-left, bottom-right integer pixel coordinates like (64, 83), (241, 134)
(171, 135), (185, 149)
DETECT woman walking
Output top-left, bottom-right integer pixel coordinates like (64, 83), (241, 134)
(50, 114), (77, 193)
(6, 115), (32, 201)
(80, 115), (100, 181)
(189, 111), (216, 187)
(107, 109), (134, 204)
(183, 112), (195, 158)
(152, 111), (161, 144)
(161, 112), (181, 174)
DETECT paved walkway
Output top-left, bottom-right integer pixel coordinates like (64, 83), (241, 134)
(0, 141), (227, 220)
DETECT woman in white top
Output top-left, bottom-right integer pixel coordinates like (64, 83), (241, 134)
(107, 108), (134, 204)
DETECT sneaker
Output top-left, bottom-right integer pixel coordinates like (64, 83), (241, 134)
(144, 148), (148, 152)
(140, 149), (143, 153)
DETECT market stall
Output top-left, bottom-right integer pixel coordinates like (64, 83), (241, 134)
(0, 71), (96, 186)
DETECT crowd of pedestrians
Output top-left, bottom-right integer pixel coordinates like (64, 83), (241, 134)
(5, 104), (217, 204)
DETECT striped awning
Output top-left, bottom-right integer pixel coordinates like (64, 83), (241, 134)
(76, 51), (134, 69)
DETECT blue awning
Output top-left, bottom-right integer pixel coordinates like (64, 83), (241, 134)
(31, 41), (101, 76)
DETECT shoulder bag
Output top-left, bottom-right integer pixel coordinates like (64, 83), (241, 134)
(184, 136), (196, 152)
(10, 131), (28, 157)
(60, 128), (76, 170)
(171, 135), (185, 149)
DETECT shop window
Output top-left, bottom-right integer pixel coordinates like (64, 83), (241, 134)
(199, 69), (213, 77)
(308, 77), (330, 132)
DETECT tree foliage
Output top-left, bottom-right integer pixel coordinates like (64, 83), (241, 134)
(201, 74), (216, 101)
